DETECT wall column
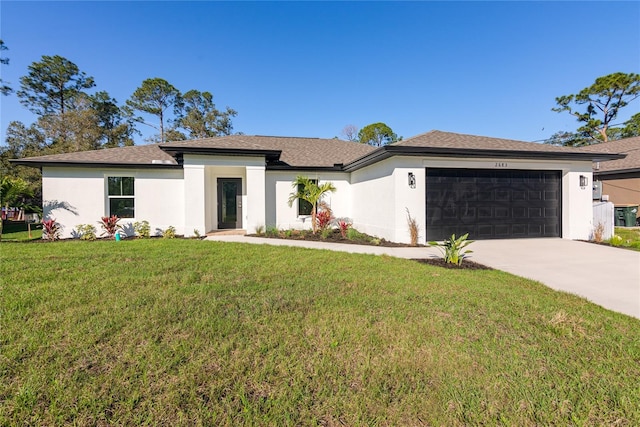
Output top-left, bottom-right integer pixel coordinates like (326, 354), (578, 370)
(245, 165), (266, 233)
(184, 164), (206, 236)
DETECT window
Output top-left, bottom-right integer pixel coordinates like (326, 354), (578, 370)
(107, 176), (135, 218)
(297, 179), (317, 216)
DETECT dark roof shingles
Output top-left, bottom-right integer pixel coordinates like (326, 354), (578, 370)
(578, 136), (640, 173)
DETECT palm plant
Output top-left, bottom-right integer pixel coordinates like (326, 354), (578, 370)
(287, 175), (336, 234)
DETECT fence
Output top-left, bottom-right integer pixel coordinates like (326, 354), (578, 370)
(592, 201), (614, 241)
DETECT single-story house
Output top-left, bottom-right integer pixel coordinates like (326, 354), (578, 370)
(580, 136), (640, 221)
(12, 130), (623, 243)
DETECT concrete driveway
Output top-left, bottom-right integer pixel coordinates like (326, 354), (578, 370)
(206, 235), (640, 319)
(468, 239), (640, 319)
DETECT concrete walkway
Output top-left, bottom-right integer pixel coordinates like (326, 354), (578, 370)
(205, 235), (640, 319)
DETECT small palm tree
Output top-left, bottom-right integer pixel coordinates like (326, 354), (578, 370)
(287, 175), (336, 234)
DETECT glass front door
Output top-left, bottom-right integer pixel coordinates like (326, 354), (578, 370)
(217, 178), (242, 229)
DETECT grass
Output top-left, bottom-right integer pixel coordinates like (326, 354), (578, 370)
(611, 227), (640, 251)
(1, 239), (639, 425)
(0, 224), (43, 241)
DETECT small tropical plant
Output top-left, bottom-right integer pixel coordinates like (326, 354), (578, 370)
(162, 226), (176, 239)
(429, 233), (474, 265)
(406, 208), (420, 247)
(99, 215), (123, 239)
(316, 208), (334, 232)
(42, 218), (61, 241)
(336, 218), (351, 238)
(287, 175), (336, 234)
(346, 227), (363, 241)
(193, 229), (202, 239)
(133, 220), (151, 238)
(320, 227), (333, 240)
(609, 235), (623, 247)
(75, 224), (97, 241)
(255, 225), (265, 236)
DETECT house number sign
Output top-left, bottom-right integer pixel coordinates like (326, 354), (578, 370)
(494, 162), (508, 168)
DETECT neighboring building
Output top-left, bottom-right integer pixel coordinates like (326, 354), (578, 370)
(580, 136), (640, 212)
(12, 130), (622, 243)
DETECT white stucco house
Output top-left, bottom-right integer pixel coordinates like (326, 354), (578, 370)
(12, 130), (623, 244)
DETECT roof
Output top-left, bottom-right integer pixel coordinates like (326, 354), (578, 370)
(9, 144), (179, 169)
(12, 135), (375, 169)
(11, 130), (623, 171)
(578, 136), (640, 175)
(343, 130), (625, 171)
(162, 135), (376, 168)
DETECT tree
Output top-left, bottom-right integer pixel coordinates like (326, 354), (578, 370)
(357, 122), (400, 147)
(341, 124), (358, 141)
(90, 91), (136, 147)
(174, 90), (237, 139)
(127, 78), (181, 143)
(552, 72), (640, 143)
(1, 39), (12, 96)
(17, 55), (95, 116)
(287, 176), (336, 234)
(543, 131), (589, 147)
(0, 176), (34, 240)
(612, 113), (640, 140)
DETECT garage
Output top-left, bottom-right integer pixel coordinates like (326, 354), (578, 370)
(426, 168), (562, 240)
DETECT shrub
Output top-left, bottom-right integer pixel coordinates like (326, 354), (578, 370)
(406, 208), (420, 246)
(429, 233), (474, 265)
(346, 227), (364, 241)
(255, 225), (265, 236)
(133, 220), (151, 238)
(42, 218), (61, 241)
(162, 226), (176, 239)
(609, 235), (623, 247)
(75, 224), (97, 241)
(370, 237), (381, 245)
(316, 202), (334, 232)
(265, 226), (280, 238)
(320, 228), (333, 240)
(193, 229), (202, 239)
(336, 218), (351, 239)
(99, 215), (122, 239)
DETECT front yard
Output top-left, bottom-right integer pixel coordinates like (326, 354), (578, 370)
(1, 239), (639, 425)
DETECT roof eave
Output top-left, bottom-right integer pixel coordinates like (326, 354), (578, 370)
(9, 159), (182, 170)
(343, 146), (625, 171)
(160, 146), (282, 161)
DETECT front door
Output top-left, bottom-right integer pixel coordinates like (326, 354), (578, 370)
(217, 178), (242, 229)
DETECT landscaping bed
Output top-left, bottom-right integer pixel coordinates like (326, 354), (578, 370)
(250, 228), (417, 248)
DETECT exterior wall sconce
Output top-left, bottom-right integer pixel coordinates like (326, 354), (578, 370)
(408, 172), (416, 189)
(579, 175), (588, 188)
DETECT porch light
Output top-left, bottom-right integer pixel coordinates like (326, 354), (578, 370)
(408, 172), (416, 189)
(579, 175), (588, 188)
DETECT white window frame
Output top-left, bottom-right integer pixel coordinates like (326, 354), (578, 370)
(106, 175), (135, 218)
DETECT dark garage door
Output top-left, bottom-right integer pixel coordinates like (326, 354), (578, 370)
(426, 168), (561, 240)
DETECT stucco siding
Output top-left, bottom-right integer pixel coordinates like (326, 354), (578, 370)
(600, 178), (640, 207)
(265, 171), (351, 230)
(42, 167), (184, 238)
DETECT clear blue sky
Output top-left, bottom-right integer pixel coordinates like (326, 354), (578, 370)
(1, 1), (639, 145)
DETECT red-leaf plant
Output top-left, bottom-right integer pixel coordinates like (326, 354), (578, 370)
(99, 215), (123, 239)
(337, 218), (351, 238)
(316, 209), (334, 232)
(42, 218), (61, 241)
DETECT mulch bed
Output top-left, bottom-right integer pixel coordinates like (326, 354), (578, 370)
(248, 229), (415, 248)
(411, 258), (493, 270)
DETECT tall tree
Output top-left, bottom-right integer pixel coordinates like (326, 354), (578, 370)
(341, 124), (358, 141)
(90, 91), (137, 147)
(127, 78), (181, 143)
(174, 90), (237, 139)
(357, 122), (400, 147)
(552, 72), (640, 143)
(0, 39), (12, 96)
(17, 55), (95, 116)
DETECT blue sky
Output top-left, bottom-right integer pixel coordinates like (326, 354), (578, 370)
(1, 1), (639, 145)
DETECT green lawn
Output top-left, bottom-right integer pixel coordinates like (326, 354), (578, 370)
(612, 227), (640, 251)
(1, 222), (43, 241)
(1, 240), (639, 425)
